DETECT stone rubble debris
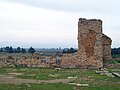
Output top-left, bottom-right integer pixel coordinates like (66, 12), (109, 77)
(96, 68), (115, 77)
(112, 72), (120, 78)
(68, 77), (78, 79)
(69, 83), (89, 87)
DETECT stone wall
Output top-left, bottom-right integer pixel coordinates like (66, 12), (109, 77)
(78, 18), (103, 68)
(104, 64), (120, 68)
(61, 18), (112, 69)
(0, 18), (113, 69)
(102, 34), (112, 62)
(17, 57), (50, 68)
(0, 59), (5, 68)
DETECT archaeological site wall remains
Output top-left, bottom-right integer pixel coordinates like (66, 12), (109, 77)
(61, 18), (112, 69)
(2, 18), (113, 69)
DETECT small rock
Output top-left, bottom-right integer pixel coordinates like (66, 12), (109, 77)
(68, 76), (78, 79)
(76, 84), (89, 87)
(55, 68), (61, 70)
(73, 77), (78, 79)
(68, 77), (74, 79)
(96, 71), (103, 74)
(112, 72), (120, 77)
(69, 83), (76, 85)
(105, 73), (114, 77)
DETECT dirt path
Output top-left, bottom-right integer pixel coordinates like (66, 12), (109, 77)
(0, 74), (70, 85)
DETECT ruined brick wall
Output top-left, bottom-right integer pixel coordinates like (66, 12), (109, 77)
(61, 18), (113, 69)
(0, 59), (5, 68)
(102, 34), (112, 62)
(61, 18), (109, 69)
(104, 64), (120, 68)
(78, 18), (103, 68)
(3, 18), (112, 69)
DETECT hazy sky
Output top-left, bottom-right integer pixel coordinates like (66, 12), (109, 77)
(0, 0), (120, 48)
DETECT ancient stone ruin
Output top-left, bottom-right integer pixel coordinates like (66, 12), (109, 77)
(61, 18), (112, 69)
(0, 18), (113, 69)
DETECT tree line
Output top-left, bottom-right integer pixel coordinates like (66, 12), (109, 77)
(111, 47), (120, 55)
(62, 47), (120, 55)
(63, 48), (77, 53)
(0, 46), (35, 54)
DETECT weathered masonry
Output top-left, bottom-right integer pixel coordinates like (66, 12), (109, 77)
(61, 18), (112, 69)
(3, 18), (112, 69)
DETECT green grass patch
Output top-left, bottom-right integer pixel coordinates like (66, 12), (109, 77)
(0, 83), (74, 90)
(16, 68), (83, 80)
(79, 86), (120, 90)
(26, 83), (73, 90)
(0, 68), (8, 74)
(112, 54), (120, 58)
(0, 83), (20, 90)
(0, 67), (120, 90)
(111, 60), (120, 64)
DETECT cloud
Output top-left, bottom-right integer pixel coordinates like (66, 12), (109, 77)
(4, 0), (120, 14)
(0, 0), (120, 48)
(0, 1), (78, 48)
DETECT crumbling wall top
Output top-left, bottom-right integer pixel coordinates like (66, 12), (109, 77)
(79, 18), (102, 22)
(102, 34), (112, 45)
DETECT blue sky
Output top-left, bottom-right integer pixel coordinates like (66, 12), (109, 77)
(0, 0), (120, 48)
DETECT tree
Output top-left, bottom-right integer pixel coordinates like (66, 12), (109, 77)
(9, 46), (14, 53)
(5, 46), (10, 53)
(63, 48), (68, 53)
(112, 48), (120, 55)
(14, 49), (17, 53)
(28, 47), (35, 54)
(0, 48), (3, 54)
(69, 48), (75, 53)
(16, 47), (21, 53)
(63, 48), (77, 54)
(21, 48), (26, 53)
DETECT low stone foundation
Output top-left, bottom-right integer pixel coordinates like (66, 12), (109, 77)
(104, 64), (120, 68)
